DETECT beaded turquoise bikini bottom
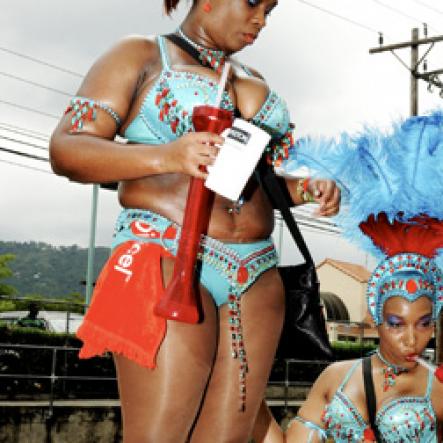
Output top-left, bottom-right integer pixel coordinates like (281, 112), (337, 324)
(113, 208), (278, 307)
(112, 208), (278, 411)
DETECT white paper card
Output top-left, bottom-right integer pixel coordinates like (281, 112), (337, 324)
(205, 118), (271, 201)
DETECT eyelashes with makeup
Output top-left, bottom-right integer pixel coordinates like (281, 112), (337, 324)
(246, 0), (276, 16)
(385, 315), (402, 328)
(385, 315), (434, 329)
(385, 319), (403, 329)
(417, 316), (434, 328)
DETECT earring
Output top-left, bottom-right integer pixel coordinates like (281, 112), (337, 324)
(203, 1), (212, 13)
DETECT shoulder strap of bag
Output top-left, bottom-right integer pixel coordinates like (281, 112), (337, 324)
(257, 162), (314, 266)
(164, 34), (312, 266)
(363, 356), (381, 441)
(164, 33), (201, 62)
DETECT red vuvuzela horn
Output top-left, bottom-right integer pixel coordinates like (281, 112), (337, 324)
(154, 105), (233, 323)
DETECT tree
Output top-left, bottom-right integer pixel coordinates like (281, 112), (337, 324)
(0, 254), (16, 296)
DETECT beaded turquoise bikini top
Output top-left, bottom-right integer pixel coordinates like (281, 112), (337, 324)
(322, 359), (438, 442)
(124, 36), (292, 166)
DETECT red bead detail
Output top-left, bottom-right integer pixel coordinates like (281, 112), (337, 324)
(406, 279), (418, 294)
(435, 366), (443, 383)
(237, 266), (249, 284)
(363, 427), (376, 441)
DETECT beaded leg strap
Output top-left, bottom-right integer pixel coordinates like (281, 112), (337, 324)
(65, 96), (122, 132)
(228, 245), (277, 412)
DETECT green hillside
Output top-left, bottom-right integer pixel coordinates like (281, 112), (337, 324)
(0, 241), (110, 298)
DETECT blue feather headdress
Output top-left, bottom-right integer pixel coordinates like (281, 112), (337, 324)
(282, 109), (443, 323)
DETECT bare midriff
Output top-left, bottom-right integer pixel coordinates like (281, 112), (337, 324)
(118, 175), (275, 242)
(117, 48), (276, 243)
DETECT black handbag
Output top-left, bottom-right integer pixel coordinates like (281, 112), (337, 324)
(257, 162), (334, 361)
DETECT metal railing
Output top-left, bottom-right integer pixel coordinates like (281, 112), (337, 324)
(0, 342), (117, 417)
(0, 343), (333, 414)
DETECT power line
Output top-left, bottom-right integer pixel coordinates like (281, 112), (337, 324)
(0, 158), (52, 175)
(296, 0), (381, 36)
(0, 135), (48, 152)
(0, 45), (83, 78)
(0, 99), (59, 120)
(275, 212), (340, 235)
(0, 123), (49, 142)
(294, 215), (340, 234)
(372, 0), (440, 33)
(297, 223), (340, 236)
(410, 0), (443, 16)
(293, 206), (338, 227)
(0, 122), (49, 139)
(0, 145), (48, 162)
(0, 71), (73, 97)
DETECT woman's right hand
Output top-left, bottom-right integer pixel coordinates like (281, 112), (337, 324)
(161, 132), (224, 179)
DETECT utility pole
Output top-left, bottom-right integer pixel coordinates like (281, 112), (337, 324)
(369, 29), (443, 363)
(369, 28), (443, 116)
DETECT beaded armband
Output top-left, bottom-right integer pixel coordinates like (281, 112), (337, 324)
(265, 123), (295, 167)
(296, 177), (316, 203)
(64, 97), (122, 132)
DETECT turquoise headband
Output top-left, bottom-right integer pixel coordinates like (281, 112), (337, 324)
(367, 253), (443, 325)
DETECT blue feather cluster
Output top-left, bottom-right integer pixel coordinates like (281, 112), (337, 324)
(281, 109), (443, 258)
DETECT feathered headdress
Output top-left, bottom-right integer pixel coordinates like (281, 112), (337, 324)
(360, 213), (443, 324)
(283, 109), (443, 324)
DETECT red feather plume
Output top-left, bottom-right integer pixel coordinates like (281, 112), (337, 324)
(359, 213), (443, 258)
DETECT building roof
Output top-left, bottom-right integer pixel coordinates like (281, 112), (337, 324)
(317, 258), (371, 283)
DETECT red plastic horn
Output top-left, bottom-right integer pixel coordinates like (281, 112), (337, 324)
(154, 105), (233, 323)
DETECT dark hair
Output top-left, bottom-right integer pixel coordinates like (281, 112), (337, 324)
(164, 0), (181, 15)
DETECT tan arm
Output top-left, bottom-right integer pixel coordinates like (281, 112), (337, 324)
(49, 36), (224, 183)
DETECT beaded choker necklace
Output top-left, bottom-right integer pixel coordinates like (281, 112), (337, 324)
(177, 27), (227, 74)
(376, 348), (409, 391)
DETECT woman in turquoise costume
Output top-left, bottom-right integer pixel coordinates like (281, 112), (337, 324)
(49, 1), (340, 441)
(252, 111), (443, 442)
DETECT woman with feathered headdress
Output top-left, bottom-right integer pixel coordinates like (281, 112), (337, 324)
(253, 110), (443, 442)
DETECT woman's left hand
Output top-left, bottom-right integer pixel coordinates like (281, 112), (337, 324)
(308, 179), (341, 217)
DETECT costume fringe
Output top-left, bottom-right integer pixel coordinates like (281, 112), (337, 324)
(77, 319), (160, 369)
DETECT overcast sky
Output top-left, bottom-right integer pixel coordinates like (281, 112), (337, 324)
(1, 0), (442, 269)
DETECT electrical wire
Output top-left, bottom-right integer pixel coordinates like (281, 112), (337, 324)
(372, 0), (420, 23)
(292, 207), (338, 228)
(372, 0), (440, 33)
(294, 216), (340, 234)
(410, 0), (443, 17)
(275, 213), (341, 235)
(0, 135), (48, 152)
(0, 124), (49, 142)
(0, 71), (73, 97)
(0, 158), (52, 175)
(0, 145), (48, 162)
(0, 45), (83, 78)
(0, 122), (50, 139)
(295, 0), (382, 36)
(274, 206), (339, 230)
(0, 99), (59, 120)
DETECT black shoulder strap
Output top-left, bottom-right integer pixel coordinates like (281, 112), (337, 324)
(165, 32), (312, 266)
(163, 35), (243, 120)
(164, 33), (201, 63)
(363, 356), (380, 441)
(256, 161), (314, 266)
